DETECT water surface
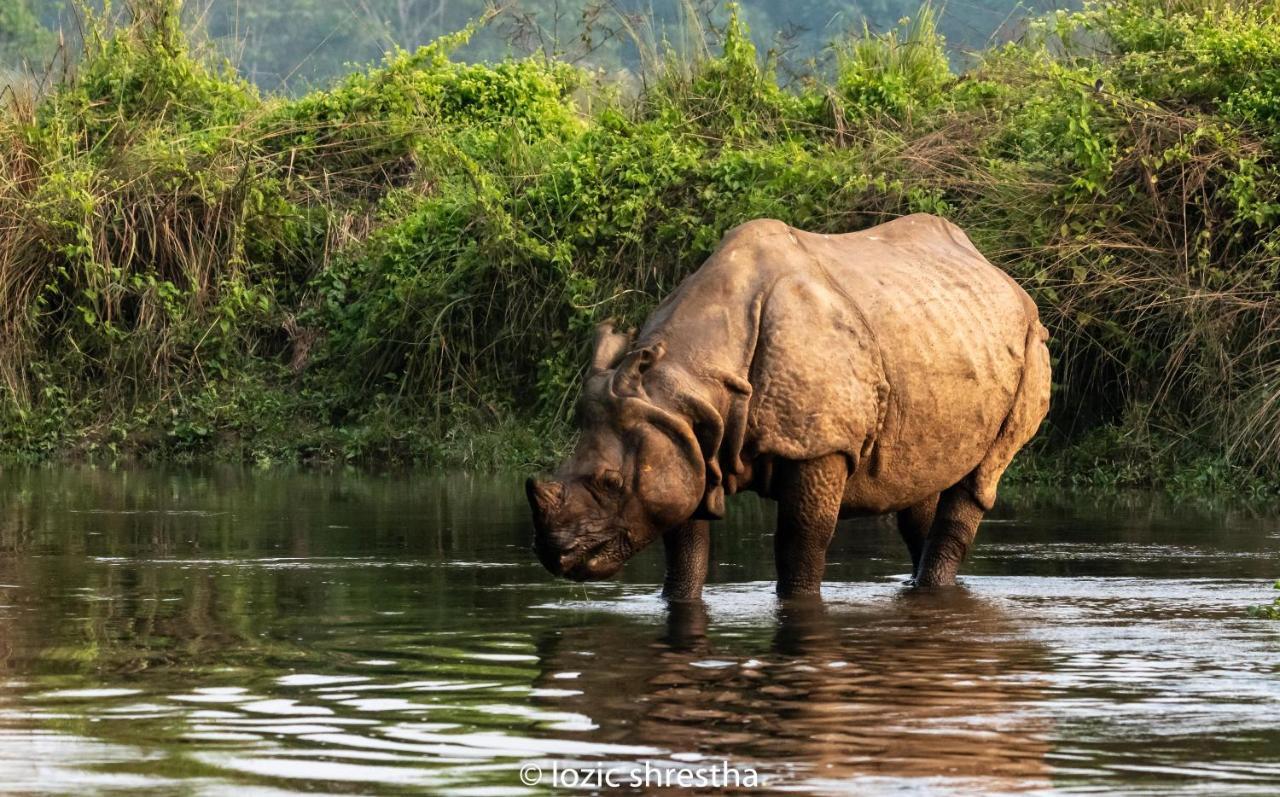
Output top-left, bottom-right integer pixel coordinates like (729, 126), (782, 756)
(0, 468), (1277, 795)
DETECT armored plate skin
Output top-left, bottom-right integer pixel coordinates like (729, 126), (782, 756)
(529, 213), (1051, 595)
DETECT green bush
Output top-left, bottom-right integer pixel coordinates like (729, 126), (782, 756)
(1, 0), (1279, 490)
(1091, 0), (1280, 135)
(835, 3), (953, 122)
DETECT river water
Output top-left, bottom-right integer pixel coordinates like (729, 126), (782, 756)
(0, 467), (1276, 795)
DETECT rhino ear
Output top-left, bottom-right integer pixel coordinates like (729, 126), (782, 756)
(590, 322), (633, 373)
(611, 341), (665, 397)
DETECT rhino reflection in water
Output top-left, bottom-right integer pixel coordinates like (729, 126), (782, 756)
(527, 214), (1051, 596)
(531, 590), (1053, 791)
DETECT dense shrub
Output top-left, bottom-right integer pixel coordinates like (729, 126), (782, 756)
(0, 0), (1278, 494)
(834, 3), (953, 122)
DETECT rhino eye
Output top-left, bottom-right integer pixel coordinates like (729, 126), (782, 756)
(597, 470), (624, 493)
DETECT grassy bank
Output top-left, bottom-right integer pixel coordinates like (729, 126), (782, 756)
(0, 0), (1278, 496)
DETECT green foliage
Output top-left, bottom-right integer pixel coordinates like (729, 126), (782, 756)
(1248, 580), (1280, 619)
(835, 3), (953, 121)
(1089, 0), (1280, 135)
(2, 0), (1280, 493)
(643, 7), (825, 140)
(46, 0), (258, 142)
(267, 28), (582, 174)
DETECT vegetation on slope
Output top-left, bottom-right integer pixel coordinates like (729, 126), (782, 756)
(1, 0), (1278, 496)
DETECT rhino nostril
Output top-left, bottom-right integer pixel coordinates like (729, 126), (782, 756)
(558, 553), (577, 572)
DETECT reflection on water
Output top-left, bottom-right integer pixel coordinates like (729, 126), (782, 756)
(0, 467), (1277, 795)
(535, 590), (1055, 793)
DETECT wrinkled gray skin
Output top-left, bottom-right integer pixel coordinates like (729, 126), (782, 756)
(528, 214), (1051, 600)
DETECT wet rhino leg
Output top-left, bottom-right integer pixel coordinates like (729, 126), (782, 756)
(896, 493), (939, 580)
(662, 519), (710, 601)
(915, 485), (985, 587)
(774, 454), (849, 598)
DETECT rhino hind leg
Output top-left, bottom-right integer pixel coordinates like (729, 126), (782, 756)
(913, 319), (1051, 588)
(914, 485), (986, 587)
(662, 519), (711, 602)
(896, 493), (940, 580)
(773, 453), (849, 598)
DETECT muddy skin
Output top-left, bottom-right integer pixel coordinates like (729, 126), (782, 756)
(528, 213), (1051, 600)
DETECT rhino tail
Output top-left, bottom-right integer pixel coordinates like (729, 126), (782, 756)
(965, 318), (1052, 511)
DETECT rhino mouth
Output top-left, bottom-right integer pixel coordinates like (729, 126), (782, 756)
(564, 535), (631, 581)
(536, 532), (630, 582)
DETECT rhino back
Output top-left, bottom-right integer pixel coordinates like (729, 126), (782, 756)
(636, 215), (1038, 512)
(790, 215), (1035, 510)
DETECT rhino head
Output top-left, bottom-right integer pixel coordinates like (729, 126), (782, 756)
(526, 324), (715, 582)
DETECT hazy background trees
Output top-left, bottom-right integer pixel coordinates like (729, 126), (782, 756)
(0, 0), (1063, 91)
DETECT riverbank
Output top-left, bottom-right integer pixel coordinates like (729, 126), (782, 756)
(1, 0), (1278, 497)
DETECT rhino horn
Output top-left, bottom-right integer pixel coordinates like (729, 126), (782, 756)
(525, 477), (565, 516)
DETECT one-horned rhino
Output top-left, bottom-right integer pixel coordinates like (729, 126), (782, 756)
(527, 214), (1050, 598)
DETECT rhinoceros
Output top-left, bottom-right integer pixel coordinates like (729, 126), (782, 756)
(526, 214), (1050, 599)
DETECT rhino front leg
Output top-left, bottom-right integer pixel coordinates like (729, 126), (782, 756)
(915, 485), (985, 587)
(896, 493), (939, 580)
(774, 454), (849, 598)
(662, 519), (710, 601)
